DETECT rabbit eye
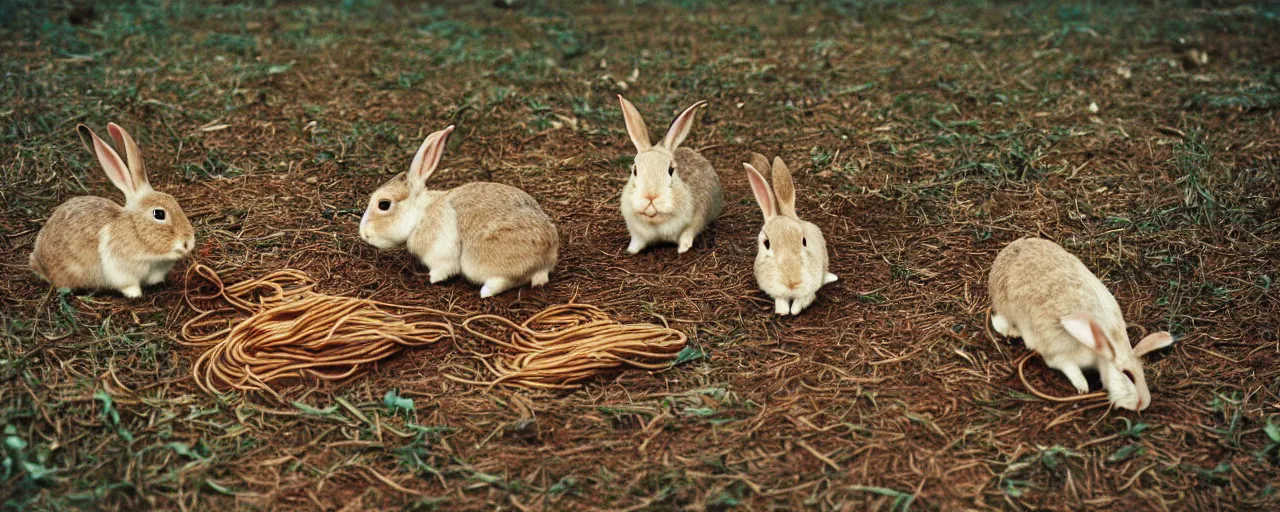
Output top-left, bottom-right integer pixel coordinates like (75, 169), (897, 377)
(802, 237), (807, 247)
(378, 200), (392, 211)
(1122, 370), (1136, 383)
(763, 239), (770, 250)
(668, 164), (674, 176)
(152, 208), (166, 221)
(631, 165), (637, 177)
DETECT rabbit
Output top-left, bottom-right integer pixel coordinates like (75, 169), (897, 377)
(29, 123), (196, 298)
(359, 125), (559, 298)
(744, 153), (838, 315)
(617, 95), (723, 254)
(988, 237), (1175, 411)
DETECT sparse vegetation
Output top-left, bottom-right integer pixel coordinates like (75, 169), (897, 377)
(2, 0), (1279, 510)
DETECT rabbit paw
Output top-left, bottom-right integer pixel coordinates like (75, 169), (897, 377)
(626, 237), (646, 255)
(479, 277), (512, 298)
(530, 269), (550, 287)
(429, 267), (456, 284)
(775, 298), (791, 315)
(991, 313), (1015, 337)
(790, 294), (816, 315)
(1060, 365), (1090, 394)
(676, 230), (696, 254)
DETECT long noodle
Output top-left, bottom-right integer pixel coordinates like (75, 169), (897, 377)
(1016, 353), (1108, 403)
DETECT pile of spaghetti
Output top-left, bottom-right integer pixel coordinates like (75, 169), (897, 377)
(180, 265), (688, 396)
(446, 304), (688, 390)
(180, 264), (453, 398)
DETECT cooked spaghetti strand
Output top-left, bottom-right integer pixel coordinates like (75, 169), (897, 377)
(181, 264), (452, 395)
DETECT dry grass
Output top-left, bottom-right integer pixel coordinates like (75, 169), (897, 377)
(2, 0), (1278, 510)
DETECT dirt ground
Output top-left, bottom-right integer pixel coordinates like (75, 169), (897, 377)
(2, 0), (1279, 510)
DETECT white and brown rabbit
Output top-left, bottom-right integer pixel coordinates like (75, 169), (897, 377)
(744, 154), (837, 315)
(617, 95), (723, 254)
(359, 125), (558, 298)
(29, 123), (195, 298)
(989, 237), (1175, 411)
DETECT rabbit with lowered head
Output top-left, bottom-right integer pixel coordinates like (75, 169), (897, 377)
(989, 237), (1174, 411)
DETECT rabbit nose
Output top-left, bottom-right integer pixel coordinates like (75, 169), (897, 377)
(786, 280), (801, 290)
(644, 193), (658, 202)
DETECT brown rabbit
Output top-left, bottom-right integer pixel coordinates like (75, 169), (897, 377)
(617, 96), (723, 254)
(744, 153), (837, 315)
(30, 124), (195, 298)
(358, 126), (559, 298)
(989, 237), (1174, 410)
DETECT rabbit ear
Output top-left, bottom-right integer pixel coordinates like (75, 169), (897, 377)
(107, 123), (151, 193)
(76, 125), (95, 154)
(771, 156), (797, 218)
(744, 163), (776, 220)
(617, 95), (651, 152)
(1061, 312), (1116, 360)
(1133, 331), (1174, 358)
(408, 125), (455, 189)
(78, 124), (138, 200)
(748, 152), (771, 175)
(662, 100), (706, 150)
